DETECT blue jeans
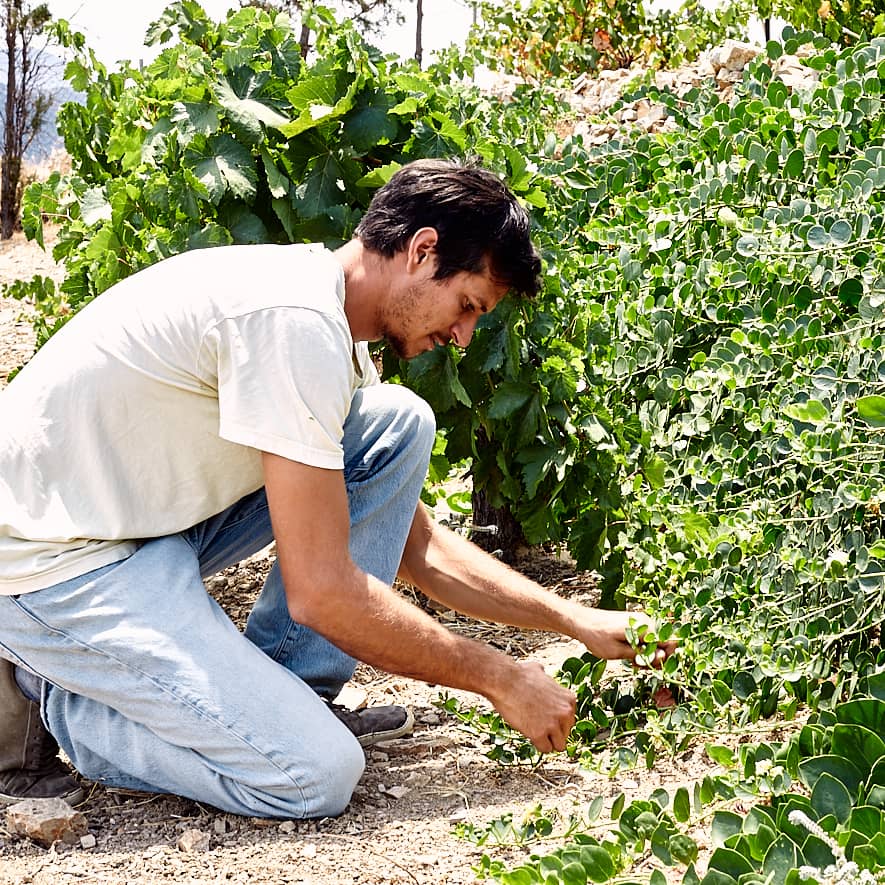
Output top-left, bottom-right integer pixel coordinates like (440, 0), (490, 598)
(0, 385), (435, 818)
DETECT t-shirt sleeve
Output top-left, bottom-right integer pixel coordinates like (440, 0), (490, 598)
(208, 307), (353, 469)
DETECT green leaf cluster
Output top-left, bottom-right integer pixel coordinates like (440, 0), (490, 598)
(471, 682), (885, 885)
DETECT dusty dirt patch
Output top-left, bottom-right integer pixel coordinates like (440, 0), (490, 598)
(0, 231), (713, 885)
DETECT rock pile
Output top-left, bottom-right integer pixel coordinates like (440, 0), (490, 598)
(566, 39), (820, 144)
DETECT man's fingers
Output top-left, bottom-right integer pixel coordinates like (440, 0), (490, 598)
(632, 644), (676, 669)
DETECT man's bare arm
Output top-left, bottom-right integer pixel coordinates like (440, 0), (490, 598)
(399, 504), (674, 664)
(262, 451), (577, 752)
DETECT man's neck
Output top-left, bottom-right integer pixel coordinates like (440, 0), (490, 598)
(334, 239), (393, 344)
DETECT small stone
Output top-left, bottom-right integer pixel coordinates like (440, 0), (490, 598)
(713, 39), (759, 72)
(418, 711), (440, 725)
(176, 828), (211, 852)
(384, 785), (411, 800)
(5, 798), (89, 848)
(79, 834), (96, 850)
(369, 750), (389, 763)
(404, 772), (430, 787)
(279, 820), (297, 834)
(213, 818), (228, 835)
(302, 842), (317, 858)
(334, 685), (368, 710)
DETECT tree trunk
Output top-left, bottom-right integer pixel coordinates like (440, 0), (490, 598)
(469, 428), (525, 562)
(470, 486), (525, 563)
(299, 22), (310, 59)
(414, 0), (423, 67)
(1, 0), (20, 239)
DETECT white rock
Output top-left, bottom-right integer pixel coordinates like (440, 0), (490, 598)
(176, 828), (211, 852)
(716, 39), (760, 72)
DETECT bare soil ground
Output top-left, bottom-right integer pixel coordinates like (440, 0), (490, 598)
(0, 230), (713, 885)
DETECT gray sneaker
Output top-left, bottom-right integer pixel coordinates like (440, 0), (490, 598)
(0, 759), (85, 806)
(327, 702), (414, 747)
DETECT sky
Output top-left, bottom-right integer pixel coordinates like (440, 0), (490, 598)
(44, 1), (475, 69)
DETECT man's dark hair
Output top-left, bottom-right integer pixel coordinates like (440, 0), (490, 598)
(355, 158), (541, 299)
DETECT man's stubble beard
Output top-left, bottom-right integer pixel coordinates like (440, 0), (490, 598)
(379, 284), (423, 360)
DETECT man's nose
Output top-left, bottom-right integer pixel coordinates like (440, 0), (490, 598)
(450, 315), (479, 348)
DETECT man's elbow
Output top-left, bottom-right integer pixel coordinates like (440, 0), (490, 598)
(281, 563), (355, 632)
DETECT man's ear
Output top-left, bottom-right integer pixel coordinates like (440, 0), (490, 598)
(406, 227), (438, 272)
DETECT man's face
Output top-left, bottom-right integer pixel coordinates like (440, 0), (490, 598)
(381, 265), (509, 361)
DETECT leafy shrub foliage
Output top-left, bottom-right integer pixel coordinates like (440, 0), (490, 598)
(468, 678), (885, 885)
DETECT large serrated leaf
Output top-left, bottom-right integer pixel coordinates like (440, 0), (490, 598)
(214, 76), (290, 139)
(294, 153), (345, 219)
(344, 94), (399, 152)
(191, 135), (258, 204)
(488, 382), (535, 420)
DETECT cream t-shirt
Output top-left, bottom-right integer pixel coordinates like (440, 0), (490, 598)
(0, 243), (378, 594)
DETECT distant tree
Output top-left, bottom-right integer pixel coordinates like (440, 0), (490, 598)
(415, 0), (423, 65)
(0, 0), (52, 239)
(239, 0), (404, 58)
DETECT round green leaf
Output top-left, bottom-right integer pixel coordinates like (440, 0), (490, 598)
(784, 149), (804, 178)
(736, 235), (759, 257)
(829, 220), (853, 245)
(562, 860), (588, 885)
(762, 835), (800, 885)
(806, 225), (830, 248)
(810, 771), (853, 823)
(831, 724), (885, 771)
(709, 847), (754, 879)
(579, 845), (614, 882)
(799, 754), (864, 794)
(712, 811), (743, 847)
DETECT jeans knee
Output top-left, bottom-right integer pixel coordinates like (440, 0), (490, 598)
(399, 388), (436, 459)
(242, 732), (365, 819)
(306, 734), (366, 817)
(347, 385), (436, 475)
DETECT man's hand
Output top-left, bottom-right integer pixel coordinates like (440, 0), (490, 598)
(487, 660), (577, 753)
(577, 608), (677, 668)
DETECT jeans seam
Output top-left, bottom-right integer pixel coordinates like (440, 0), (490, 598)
(9, 595), (311, 814)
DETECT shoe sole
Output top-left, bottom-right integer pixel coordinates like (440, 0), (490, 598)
(357, 708), (415, 747)
(0, 785), (86, 806)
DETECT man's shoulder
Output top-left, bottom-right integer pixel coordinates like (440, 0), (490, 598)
(184, 243), (345, 319)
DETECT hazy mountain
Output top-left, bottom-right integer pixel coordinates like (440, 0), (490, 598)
(0, 51), (80, 161)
